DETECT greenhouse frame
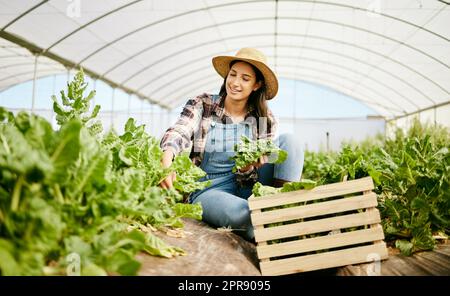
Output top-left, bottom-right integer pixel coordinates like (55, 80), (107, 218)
(0, 0), (449, 278)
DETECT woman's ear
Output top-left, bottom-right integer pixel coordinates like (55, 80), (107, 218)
(253, 81), (262, 91)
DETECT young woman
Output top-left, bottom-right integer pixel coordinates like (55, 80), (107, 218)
(159, 48), (304, 241)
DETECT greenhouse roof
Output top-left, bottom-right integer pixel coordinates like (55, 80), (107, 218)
(0, 0), (449, 118)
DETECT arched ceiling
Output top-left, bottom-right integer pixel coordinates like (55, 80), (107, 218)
(0, 0), (449, 118)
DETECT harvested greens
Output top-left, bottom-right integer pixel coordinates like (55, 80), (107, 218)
(231, 135), (287, 172)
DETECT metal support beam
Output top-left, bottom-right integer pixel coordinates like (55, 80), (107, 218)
(386, 100), (450, 122)
(0, 30), (170, 110)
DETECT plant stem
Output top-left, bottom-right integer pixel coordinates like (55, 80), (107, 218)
(54, 184), (65, 204)
(73, 156), (99, 199)
(51, 136), (71, 162)
(11, 175), (24, 211)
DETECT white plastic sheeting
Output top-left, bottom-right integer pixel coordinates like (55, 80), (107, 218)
(1, 0), (449, 118)
(278, 117), (386, 151)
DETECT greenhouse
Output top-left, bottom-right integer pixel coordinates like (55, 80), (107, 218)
(0, 0), (449, 277)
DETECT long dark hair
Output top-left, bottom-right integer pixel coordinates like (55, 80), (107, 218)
(218, 60), (272, 133)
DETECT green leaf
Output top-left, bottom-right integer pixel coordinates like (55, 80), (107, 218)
(172, 153), (210, 194)
(395, 240), (413, 256)
(252, 182), (280, 197)
(0, 107), (15, 123)
(143, 233), (186, 258)
(280, 179), (317, 192)
(49, 120), (82, 184)
(105, 249), (141, 276)
(64, 236), (92, 261)
(0, 239), (21, 276)
(173, 203), (203, 221)
(82, 263), (108, 276)
(231, 135), (288, 172)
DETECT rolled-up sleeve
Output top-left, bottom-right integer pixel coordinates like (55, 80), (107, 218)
(160, 96), (203, 155)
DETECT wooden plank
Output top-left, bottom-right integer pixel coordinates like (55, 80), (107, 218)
(254, 209), (381, 242)
(252, 209), (270, 264)
(251, 192), (377, 226)
(260, 243), (389, 276)
(337, 241), (450, 276)
(248, 177), (374, 210)
(257, 227), (385, 259)
(364, 189), (385, 248)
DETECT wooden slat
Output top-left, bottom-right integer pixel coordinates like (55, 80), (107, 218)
(254, 209), (381, 242)
(251, 192), (377, 226)
(248, 177), (374, 210)
(253, 209), (270, 264)
(364, 189), (385, 248)
(260, 243), (389, 276)
(257, 227), (385, 259)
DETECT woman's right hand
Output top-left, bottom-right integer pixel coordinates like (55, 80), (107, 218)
(159, 149), (176, 189)
(239, 155), (269, 173)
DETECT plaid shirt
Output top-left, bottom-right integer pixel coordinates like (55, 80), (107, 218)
(160, 93), (278, 185)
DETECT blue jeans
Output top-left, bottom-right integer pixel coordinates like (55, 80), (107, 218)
(190, 133), (304, 241)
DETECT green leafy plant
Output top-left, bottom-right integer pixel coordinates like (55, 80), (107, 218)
(231, 135), (287, 172)
(252, 179), (317, 197)
(302, 119), (450, 255)
(251, 180), (317, 245)
(0, 70), (208, 275)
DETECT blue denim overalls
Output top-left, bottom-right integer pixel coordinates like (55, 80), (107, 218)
(188, 104), (305, 241)
(189, 118), (255, 240)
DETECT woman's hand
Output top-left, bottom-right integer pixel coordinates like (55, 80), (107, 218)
(239, 155), (269, 173)
(159, 149), (176, 189)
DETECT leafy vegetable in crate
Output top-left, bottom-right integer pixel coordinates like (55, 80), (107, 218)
(252, 179), (317, 197)
(231, 135), (287, 172)
(251, 180), (318, 245)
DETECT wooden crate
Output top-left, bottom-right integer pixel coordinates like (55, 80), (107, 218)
(248, 176), (388, 276)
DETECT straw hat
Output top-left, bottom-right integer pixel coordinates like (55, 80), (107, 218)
(212, 48), (278, 99)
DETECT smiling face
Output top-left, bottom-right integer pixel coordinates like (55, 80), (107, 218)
(225, 61), (262, 103)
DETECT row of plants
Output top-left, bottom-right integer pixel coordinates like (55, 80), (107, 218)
(301, 119), (449, 255)
(1, 69), (447, 276)
(0, 70), (209, 275)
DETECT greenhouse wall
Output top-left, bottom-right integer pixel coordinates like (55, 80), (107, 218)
(386, 103), (450, 137)
(137, 114), (386, 153)
(270, 117), (385, 152)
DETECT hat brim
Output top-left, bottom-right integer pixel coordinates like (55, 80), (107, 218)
(212, 56), (278, 100)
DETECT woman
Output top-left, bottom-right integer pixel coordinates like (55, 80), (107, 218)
(159, 48), (304, 241)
